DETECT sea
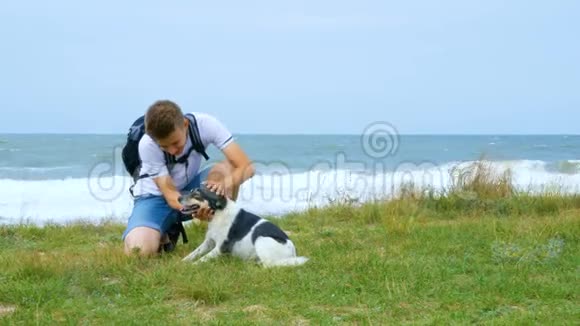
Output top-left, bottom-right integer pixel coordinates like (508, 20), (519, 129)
(0, 133), (579, 225)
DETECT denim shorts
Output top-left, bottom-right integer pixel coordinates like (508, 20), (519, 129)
(122, 165), (212, 240)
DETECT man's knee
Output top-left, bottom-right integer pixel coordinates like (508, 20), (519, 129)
(124, 227), (162, 256)
(206, 160), (233, 182)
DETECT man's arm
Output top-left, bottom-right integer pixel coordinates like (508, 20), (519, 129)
(203, 142), (254, 200)
(223, 142), (255, 193)
(138, 135), (183, 210)
(154, 175), (183, 211)
(195, 113), (255, 199)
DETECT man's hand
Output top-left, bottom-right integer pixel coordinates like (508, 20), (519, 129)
(154, 175), (183, 211)
(203, 180), (232, 198)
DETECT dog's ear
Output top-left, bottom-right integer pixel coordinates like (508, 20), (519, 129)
(200, 185), (228, 210)
(214, 196), (227, 210)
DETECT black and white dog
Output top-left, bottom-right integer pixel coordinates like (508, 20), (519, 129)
(179, 186), (308, 267)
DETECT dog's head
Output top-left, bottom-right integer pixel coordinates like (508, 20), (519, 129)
(179, 185), (228, 213)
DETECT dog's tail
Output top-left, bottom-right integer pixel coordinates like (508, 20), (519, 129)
(263, 256), (309, 268)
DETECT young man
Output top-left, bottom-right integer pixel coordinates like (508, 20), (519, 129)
(122, 100), (255, 256)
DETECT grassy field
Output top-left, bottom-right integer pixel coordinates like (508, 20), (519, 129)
(1, 162), (579, 325)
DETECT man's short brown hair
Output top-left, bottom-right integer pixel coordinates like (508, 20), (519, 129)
(145, 100), (185, 140)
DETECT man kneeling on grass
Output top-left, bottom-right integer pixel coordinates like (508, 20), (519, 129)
(122, 100), (255, 256)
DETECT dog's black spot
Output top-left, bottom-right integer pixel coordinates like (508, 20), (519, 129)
(220, 209), (261, 253)
(252, 221), (289, 245)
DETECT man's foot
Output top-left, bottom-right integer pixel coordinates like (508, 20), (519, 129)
(159, 233), (173, 253)
(161, 222), (188, 253)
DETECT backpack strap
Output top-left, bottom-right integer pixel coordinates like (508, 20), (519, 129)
(185, 113), (210, 160)
(162, 113), (210, 173)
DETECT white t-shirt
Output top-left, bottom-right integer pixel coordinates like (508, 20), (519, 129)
(130, 112), (233, 197)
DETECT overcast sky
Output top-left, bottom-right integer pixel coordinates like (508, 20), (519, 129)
(0, 1), (578, 135)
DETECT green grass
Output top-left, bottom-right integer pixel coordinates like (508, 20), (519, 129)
(1, 162), (579, 325)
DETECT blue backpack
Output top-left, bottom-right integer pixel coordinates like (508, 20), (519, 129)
(121, 113), (210, 182)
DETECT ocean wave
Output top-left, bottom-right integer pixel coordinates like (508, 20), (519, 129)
(0, 166), (79, 181)
(0, 159), (578, 226)
(545, 160), (580, 174)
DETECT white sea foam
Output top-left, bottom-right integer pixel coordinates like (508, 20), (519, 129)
(0, 160), (578, 226)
